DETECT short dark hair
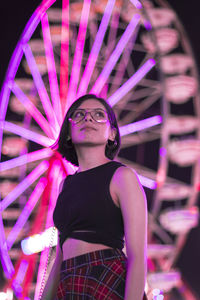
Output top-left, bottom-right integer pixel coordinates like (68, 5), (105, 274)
(54, 94), (121, 166)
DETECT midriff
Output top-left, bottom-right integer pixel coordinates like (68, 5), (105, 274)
(62, 237), (111, 261)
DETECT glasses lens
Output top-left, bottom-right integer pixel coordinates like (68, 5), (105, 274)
(70, 110), (85, 123)
(69, 109), (108, 123)
(91, 109), (108, 123)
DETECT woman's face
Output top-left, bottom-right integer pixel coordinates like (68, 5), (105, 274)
(69, 99), (116, 147)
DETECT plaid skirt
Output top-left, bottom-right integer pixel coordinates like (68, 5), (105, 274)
(55, 248), (127, 300)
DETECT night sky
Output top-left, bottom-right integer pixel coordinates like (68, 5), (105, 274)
(0, 0), (200, 297)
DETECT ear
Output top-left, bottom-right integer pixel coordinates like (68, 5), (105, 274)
(109, 127), (117, 142)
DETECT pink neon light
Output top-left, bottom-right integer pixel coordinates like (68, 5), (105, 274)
(120, 115), (162, 136)
(0, 148), (52, 172)
(6, 178), (47, 250)
(11, 81), (54, 138)
(67, 0), (91, 107)
(130, 0), (142, 9)
(2, 121), (54, 147)
(23, 43), (59, 135)
(0, 214), (15, 278)
(41, 13), (62, 125)
(77, 0), (116, 96)
(108, 58), (156, 106)
(60, 0), (69, 114)
(91, 14), (140, 94)
(1, 161), (49, 211)
(34, 246), (50, 299)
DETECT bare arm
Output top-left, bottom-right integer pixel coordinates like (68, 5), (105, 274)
(40, 240), (63, 300)
(112, 166), (147, 300)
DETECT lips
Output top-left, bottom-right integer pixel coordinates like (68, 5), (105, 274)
(80, 126), (97, 131)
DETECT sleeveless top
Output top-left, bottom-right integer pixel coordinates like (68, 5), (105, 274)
(53, 161), (125, 250)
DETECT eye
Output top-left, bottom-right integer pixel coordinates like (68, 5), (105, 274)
(94, 110), (106, 118)
(73, 110), (85, 118)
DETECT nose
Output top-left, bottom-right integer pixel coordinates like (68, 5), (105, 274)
(84, 111), (93, 122)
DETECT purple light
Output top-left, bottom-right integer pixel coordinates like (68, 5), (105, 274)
(2, 121), (54, 147)
(91, 14), (140, 94)
(120, 115), (162, 136)
(0, 148), (52, 172)
(159, 147), (167, 157)
(1, 161), (49, 211)
(10, 81), (54, 138)
(108, 58), (156, 106)
(23, 43), (59, 135)
(12, 260), (28, 296)
(144, 20), (152, 31)
(109, 32), (138, 94)
(67, 0), (91, 107)
(6, 178), (47, 250)
(77, 0), (116, 96)
(0, 214), (15, 279)
(130, 0), (142, 9)
(41, 13), (62, 125)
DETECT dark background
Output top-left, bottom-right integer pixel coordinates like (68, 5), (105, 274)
(0, 0), (200, 297)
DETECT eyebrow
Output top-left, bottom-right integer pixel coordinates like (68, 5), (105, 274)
(76, 108), (105, 110)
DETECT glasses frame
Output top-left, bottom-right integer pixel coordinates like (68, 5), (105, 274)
(68, 108), (109, 124)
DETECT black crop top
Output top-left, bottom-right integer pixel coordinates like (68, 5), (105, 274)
(53, 161), (125, 250)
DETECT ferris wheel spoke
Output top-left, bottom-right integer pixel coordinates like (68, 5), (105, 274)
(67, 0), (91, 106)
(119, 93), (161, 126)
(10, 81), (55, 138)
(6, 178), (47, 250)
(77, 0), (116, 96)
(23, 44), (59, 135)
(0, 148), (52, 172)
(129, 0), (142, 9)
(0, 214), (15, 278)
(119, 115), (162, 137)
(60, 0), (69, 113)
(41, 13), (62, 125)
(105, 11), (120, 57)
(108, 58), (156, 107)
(1, 161), (49, 211)
(2, 121), (54, 147)
(109, 30), (140, 94)
(91, 14), (140, 95)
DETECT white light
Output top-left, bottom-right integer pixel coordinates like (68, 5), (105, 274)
(21, 227), (57, 255)
(152, 288), (161, 296)
(0, 290), (13, 300)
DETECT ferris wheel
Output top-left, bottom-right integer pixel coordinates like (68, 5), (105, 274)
(0, 0), (199, 299)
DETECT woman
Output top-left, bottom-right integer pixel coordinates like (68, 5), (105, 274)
(41, 94), (147, 300)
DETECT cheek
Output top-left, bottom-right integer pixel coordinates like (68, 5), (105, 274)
(69, 124), (78, 141)
(102, 125), (111, 139)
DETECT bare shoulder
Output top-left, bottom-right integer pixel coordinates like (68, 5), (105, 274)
(111, 164), (146, 207)
(113, 165), (142, 188)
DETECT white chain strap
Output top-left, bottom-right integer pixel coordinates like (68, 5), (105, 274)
(38, 226), (56, 300)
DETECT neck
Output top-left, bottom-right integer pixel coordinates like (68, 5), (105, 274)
(75, 145), (110, 172)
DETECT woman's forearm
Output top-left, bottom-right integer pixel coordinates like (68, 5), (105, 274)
(124, 258), (146, 300)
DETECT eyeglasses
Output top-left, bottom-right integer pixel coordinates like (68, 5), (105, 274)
(69, 108), (109, 124)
